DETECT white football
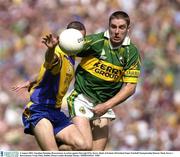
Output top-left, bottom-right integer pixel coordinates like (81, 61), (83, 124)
(59, 28), (84, 55)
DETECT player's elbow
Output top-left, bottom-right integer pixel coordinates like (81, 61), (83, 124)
(131, 86), (136, 95)
(127, 83), (137, 96)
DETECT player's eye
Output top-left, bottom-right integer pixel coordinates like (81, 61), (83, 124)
(110, 24), (117, 29)
(119, 25), (127, 30)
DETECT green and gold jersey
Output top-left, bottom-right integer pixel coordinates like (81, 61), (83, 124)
(75, 31), (141, 104)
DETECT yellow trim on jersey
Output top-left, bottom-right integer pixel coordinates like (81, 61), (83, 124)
(55, 46), (74, 108)
(122, 77), (139, 83)
(27, 101), (33, 108)
(124, 70), (140, 77)
(23, 101), (33, 118)
(80, 56), (124, 82)
(56, 54), (74, 108)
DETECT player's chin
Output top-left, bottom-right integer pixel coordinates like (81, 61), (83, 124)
(113, 37), (122, 42)
(111, 39), (122, 46)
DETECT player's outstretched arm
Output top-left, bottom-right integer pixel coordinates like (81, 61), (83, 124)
(11, 80), (31, 92)
(42, 34), (59, 63)
(12, 74), (38, 92)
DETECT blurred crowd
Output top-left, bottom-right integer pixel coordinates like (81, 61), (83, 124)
(0, 0), (179, 151)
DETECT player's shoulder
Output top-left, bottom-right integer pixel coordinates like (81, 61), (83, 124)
(54, 45), (65, 56)
(55, 45), (62, 52)
(128, 42), (140, 54)
(85, 32), (104, 42)
(85, 32), (105, 49)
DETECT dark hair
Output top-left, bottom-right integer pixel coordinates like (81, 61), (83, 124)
(67, 21), (86, 32)
(109, 11), (130, 27)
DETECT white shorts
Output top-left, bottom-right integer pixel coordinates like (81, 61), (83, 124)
(67, 90), (116, 120)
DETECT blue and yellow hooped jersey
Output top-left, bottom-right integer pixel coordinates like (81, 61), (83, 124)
(29, 45), (75, 108)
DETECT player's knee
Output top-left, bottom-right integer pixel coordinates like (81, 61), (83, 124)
(74, 139), (92, 151)
(84, 142), (93, 151)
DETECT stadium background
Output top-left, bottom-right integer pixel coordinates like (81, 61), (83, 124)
(0, 0), (179, 151)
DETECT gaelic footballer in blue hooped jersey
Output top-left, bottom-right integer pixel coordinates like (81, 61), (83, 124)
(29, 46), (75, 108)
(28, 21), (86, 109)
(21, 21), (89, 151)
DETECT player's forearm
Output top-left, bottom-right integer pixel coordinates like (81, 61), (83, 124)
(45, 47), (56, 63)
(105, 83), (136, 109)
(11, 74), (37, 92)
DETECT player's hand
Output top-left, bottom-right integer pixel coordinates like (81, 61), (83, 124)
(91, 103), (109, 117)
(42, 34), (59, 49)
(11, 81), (30, 92)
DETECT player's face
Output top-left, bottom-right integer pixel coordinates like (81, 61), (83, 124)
(109, 18), (129, 47)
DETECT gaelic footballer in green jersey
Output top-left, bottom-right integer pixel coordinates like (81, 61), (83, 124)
(67, 10), (141, 151)
(68, 31), (141, 106)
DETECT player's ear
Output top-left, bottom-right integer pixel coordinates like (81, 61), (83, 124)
(127, 26), (130, 33)
(127, 25), (131, 31)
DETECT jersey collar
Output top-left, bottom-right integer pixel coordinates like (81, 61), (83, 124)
(104, 30), (130, 49)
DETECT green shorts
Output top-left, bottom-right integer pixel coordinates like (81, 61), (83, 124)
(67, 90), (116, 120)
